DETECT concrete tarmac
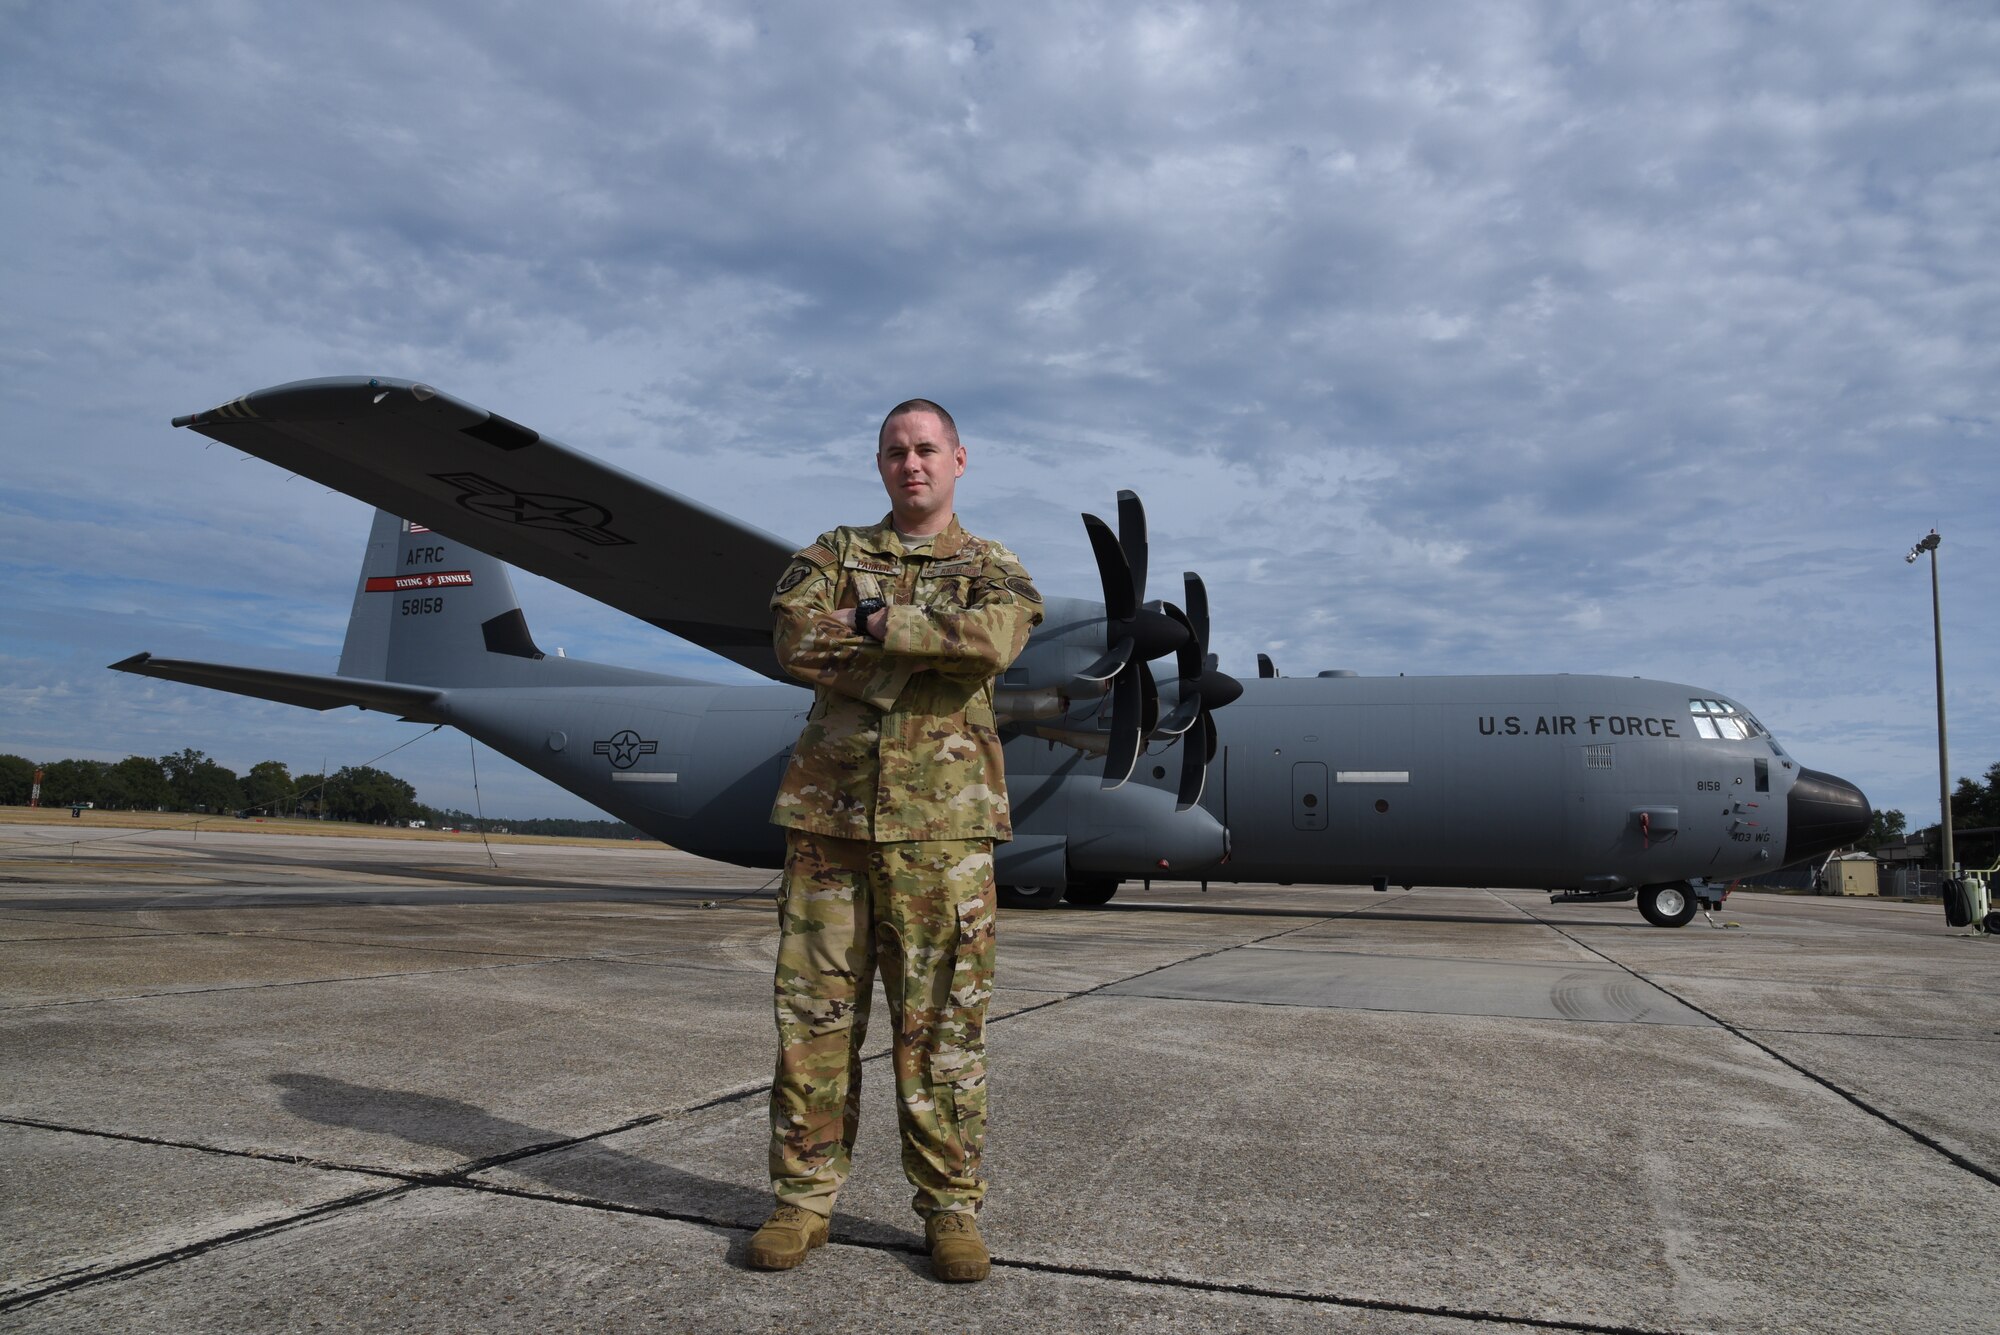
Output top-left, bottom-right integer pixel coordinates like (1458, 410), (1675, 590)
(2, 821), (1996, 1333)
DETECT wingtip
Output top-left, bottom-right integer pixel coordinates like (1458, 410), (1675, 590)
(108, 652), (152, 672)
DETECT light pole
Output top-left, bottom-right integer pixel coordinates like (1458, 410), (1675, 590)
(1905, 529), (1952, 876)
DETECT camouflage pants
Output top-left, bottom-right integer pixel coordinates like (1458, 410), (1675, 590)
(769, 829), (997, 1220)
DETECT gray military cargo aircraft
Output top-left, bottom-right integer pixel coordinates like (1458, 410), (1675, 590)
(114, 377), (1871, 928)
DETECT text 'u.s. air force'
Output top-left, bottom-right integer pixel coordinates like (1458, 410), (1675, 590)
(1479, 714), (1680, 738)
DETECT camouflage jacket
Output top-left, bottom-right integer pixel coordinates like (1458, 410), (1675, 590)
(769, 515), (1043, 842)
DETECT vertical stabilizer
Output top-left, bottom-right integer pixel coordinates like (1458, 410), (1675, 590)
(337, 511), (539, 685)
(336, 510), (402, 681)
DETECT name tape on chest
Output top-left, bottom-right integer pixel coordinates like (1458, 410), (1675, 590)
(844, 554), (902, 575)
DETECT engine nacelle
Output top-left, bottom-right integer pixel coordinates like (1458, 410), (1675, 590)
(999, 770), (1229, 887)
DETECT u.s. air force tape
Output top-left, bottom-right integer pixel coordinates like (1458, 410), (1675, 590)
(775, 560), (815, 594)
(1004, 575), (1041, 603)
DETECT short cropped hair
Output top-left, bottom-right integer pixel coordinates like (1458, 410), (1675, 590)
(879, 398), (960, 452)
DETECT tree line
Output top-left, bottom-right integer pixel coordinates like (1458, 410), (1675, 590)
(1848, 760), (2000, 859)
(0, 750), (640, 838)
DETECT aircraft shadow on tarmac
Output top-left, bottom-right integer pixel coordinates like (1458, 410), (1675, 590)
(268, 1074), (930, 1268)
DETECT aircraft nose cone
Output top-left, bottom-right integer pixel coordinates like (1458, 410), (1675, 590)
(1785, 768), (1871, 865)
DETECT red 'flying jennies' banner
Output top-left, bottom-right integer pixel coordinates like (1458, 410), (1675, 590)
(363, 571), (474, 592)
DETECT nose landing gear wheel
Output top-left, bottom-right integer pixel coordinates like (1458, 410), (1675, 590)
(998, 885), (1062, 910)
(1639, 882), (1697, 928)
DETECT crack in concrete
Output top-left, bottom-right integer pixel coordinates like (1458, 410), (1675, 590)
(1736, 1025), (2000, 1044)
(0, 1183), (418, 1313)
(0, 1113), (414, 1178)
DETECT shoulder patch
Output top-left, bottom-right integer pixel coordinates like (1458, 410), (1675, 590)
(800, 542), (836, 567)
(775, 560), (817, 595)
(1004, 575), (1042, 603)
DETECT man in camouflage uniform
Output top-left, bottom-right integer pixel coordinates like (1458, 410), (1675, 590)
(747, 399), (1042, 1284)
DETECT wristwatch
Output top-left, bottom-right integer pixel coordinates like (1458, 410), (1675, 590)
(854, 597), (887, 639)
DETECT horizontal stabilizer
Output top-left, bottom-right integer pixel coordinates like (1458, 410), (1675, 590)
(174, 378), (798, 680)
(109, 654), (445, 721)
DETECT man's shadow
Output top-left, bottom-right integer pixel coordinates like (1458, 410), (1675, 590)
(270, 1073), (927, 1267)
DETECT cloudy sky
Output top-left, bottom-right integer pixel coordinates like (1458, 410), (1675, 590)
(3, 1), (1994, 827)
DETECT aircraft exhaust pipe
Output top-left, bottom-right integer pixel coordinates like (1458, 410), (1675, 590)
(1784, 768), (1871, 866)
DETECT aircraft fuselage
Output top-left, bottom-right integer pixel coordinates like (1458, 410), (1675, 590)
(431, 669), (1857, 905)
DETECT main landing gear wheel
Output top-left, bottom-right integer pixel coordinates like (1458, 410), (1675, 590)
(998, 885), (1062, 910)
(1638, 882), (1697, 929)
(1062, 880), (1120, 907)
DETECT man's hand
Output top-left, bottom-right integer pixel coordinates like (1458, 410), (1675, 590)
(830, 606), (890, 640)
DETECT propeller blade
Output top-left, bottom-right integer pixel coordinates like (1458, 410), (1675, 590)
(1138, 659), (1160, 738)
(1155, 695), (1200, 737)
(1073, 639), (1134, 686)
(1116, 490), (1148, 602)
(1257, 652), (1279, 679)
(1161, 600), (1201, 691)
(1176, 711), (1210, 810)
(1183, 572), (1210, 647)
(1082, 513), (1136, 622)
(1103, 660), (1142, 788)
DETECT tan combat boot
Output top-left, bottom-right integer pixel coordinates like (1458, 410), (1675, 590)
(746, 1204), (830, 1270)
(925, 1211), (990, 1283)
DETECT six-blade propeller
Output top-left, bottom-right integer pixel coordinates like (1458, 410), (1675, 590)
(1078, 491), (1241, 809)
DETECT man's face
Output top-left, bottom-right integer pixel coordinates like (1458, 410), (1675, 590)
(877, 410), (966, 532)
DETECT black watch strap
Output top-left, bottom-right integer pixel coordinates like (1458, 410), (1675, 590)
(855, 598), (887, 638)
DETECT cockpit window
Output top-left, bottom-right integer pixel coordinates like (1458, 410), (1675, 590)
(1688, 698), (1765, 742)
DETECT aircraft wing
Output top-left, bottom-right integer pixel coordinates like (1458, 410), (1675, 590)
(109, 654), (447, 722)
(173, 377), (799, 681)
